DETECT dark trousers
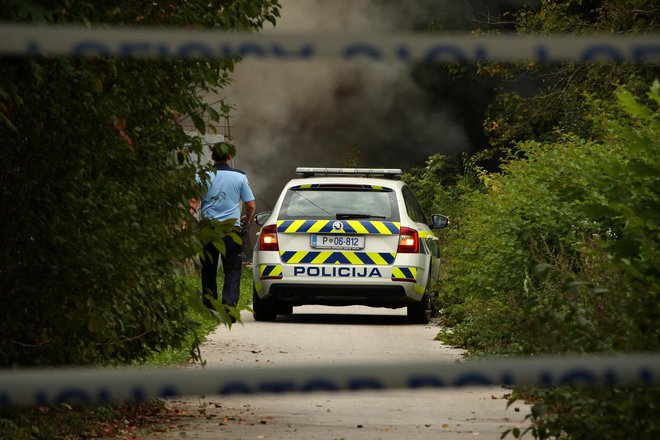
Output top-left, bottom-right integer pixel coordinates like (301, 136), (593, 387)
(201, 234), (243, 307)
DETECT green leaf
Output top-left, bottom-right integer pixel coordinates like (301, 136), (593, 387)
(647, 79), (660, 106)
(204, 103), (220, 122)
(229, 231), (243, 246)
(212, 239), (226, 255)
(615, 88), (652, 120)
(0, 110), (18, 132)
(191, 113), (206, 135)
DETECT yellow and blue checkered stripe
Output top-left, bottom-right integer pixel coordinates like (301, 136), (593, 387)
(392, 267), (426, 293)
(391, 267), (417, 282)
(277, 220), (400, 235)
(280, 251), (395, 265)
(260, 264), (282, 279)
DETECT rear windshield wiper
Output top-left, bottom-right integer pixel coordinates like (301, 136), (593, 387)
(336, 213), (387, 220)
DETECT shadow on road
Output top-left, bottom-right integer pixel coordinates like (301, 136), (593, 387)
(275, 311), (414, 326)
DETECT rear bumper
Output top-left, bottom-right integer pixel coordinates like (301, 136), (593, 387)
(268, 283), (412, 307)
(252, 250), (429, 307)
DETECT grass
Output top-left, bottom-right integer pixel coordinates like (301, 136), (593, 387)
(0, 267), (255, 439)
(144, 267), (254, 366)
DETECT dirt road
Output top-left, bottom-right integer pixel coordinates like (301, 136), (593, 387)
(139, 306), (528, 439)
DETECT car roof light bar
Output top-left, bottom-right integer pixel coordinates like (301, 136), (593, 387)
(296, 167), (402, 179)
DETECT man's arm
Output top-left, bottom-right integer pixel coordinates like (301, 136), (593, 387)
(242, 200), (256, 226)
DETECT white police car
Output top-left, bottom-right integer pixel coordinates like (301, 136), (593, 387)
(251, 168), (448, 323)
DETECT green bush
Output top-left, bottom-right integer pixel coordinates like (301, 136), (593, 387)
(439, 82), (659, 355)
(438, 83), (659, 439)
(0, 0), (280, 366)
(438, 134), (620, 353)
(508, 386), (660, 440)
(402, 154), (452, 218)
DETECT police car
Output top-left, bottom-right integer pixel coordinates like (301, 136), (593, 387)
(251, 167), (448, 323)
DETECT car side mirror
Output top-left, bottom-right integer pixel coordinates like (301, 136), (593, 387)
(430, 214), (449, 229)
(254, 211), (272, 227)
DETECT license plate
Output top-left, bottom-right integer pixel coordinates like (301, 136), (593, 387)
(310, 234), (365, 250)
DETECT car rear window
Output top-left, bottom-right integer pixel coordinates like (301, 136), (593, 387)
(279, 185), (400, 221)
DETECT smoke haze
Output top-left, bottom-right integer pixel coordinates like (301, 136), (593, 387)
(217, 0), (521, 208)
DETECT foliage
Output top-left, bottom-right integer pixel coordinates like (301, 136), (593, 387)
(402, 154), (453, 218)
(508, 81), (660, 440)
(506, 386), (660, 440)
(481, 0), (660, 151)
(143, 270), (255, 367)
(402, 153), (484, 252)
(429, 4), (659, 437)
(442, 2), (660, 438)
(439, 81), (659, 352)
(0, 400), (174, 440)
(0, 269), (254, 438)
(440, 136), (612, 352)
(0, 0), (280, 366)
(0, 270), (254, 439)
(438, 83), (659, 438)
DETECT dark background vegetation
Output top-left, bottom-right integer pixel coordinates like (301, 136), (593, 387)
(1, 1), (659, 439)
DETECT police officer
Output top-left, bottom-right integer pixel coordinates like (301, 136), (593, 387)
(190, 141), (256, 310)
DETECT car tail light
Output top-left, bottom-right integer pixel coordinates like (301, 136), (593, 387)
(397, 227), (419, 253)
(259, 224), (279, 251)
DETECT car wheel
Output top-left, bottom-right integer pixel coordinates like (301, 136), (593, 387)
(252, 286), (278, 322)
(407, 273), (431, 324)
(407, 293), (430, 324)
(408, 268), (431, 324)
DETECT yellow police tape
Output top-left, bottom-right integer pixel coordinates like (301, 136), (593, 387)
(0, 24), (658, 62)
(0, 354), (658, 406)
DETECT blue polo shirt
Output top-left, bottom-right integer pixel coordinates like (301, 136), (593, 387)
(197, 163), (255, 226)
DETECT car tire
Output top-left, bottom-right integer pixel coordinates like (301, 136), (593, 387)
(252, 286), (278, 322)
(407, 278), (431, 325)
(277, 302), (294, 316)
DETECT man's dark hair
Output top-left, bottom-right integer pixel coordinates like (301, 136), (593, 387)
(211, 141), (237, 162)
